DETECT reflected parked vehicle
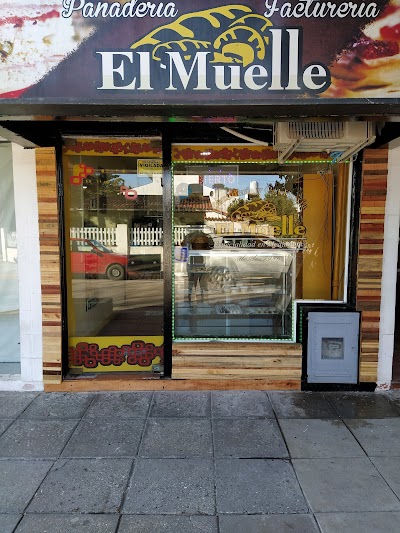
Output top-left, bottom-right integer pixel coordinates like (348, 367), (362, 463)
(186, 234), (294, 290)
(70, 238), (161, 280)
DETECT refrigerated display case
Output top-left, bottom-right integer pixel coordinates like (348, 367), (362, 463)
(174, 248), (296, 340)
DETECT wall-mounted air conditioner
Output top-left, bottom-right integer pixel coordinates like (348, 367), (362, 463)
(273, 121), (376, 163)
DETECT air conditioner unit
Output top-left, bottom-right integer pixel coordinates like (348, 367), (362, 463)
(273, 121), (376, 163)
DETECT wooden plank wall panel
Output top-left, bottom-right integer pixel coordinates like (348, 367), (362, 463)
(356, 148), (388, 383)
(36, 148), (63, 384)
(172, 342), (303, 389)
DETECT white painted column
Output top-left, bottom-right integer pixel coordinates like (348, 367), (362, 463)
(11, 144), (43, 390)
(377, 137), (400, 389)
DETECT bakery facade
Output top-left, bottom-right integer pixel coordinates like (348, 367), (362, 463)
(1, 0), (400, 392)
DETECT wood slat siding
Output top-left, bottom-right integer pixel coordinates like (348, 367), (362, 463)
(172, 342), (303, 389)
(356, 148), (388, 383)
(36, 148), (63, 385)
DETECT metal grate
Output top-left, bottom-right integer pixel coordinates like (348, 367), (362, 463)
(287, 121), (345, 139)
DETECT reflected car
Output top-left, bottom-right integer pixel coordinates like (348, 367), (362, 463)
(70, 238), (161, 280)
(186, 234), (293, 289)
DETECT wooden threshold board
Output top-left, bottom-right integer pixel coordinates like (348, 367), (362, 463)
(45, 377), (300, 392)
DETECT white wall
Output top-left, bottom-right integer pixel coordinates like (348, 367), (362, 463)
(0, 144), (43, 391)
(377, 137), (400, 389)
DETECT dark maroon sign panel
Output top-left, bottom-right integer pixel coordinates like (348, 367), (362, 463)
(1, 0), (398, 103)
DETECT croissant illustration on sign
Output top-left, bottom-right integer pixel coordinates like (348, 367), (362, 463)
(231, 200), (281, 222)
(130, 6), (272, 67)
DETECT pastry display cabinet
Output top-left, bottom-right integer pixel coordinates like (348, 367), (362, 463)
(174, 248), (296, 340)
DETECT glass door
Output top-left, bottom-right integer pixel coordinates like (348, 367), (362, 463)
(172, 145), (296, 341)
(63, 137), (164, 374)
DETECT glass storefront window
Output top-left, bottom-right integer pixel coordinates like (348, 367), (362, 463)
(172, 144), (349, 341)
(62, 138), (350, 364)
(0, 143), (20, 371)
(63, 138), (164, 374)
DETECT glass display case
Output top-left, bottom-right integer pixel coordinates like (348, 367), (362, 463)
(174, 247), (295, 340)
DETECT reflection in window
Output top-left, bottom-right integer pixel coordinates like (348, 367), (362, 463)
(63, 138), (164, 374)
(173, 151), (349, 341)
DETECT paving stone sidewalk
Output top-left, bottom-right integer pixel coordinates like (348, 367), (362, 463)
(0, 389), (400, 532)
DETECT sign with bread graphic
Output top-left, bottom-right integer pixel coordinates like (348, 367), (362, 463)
(0, 0), (398, 101)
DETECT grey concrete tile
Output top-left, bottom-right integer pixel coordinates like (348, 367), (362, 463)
(0, 514), (21, 533)
(84, 392), (152, 418)
(0, 419), (12, 437)
(15, 514), (119, 533)
(27, 458), (132, 513)
(119, 515), (218, 532)
(269, 392), (337, 418)
(326, 392), (399, 418)
(20, 393), (93, 419)
(61, 418), (145, 458)
(139, 418), (212, 458)
(215, 459), (308, 514)
(370, 457), (400, 498)
(219, 514), (320, 533)
(345, 418), (400, 456)
(123, 459), (215, 514)
(293, 457), (400, 512)
(384, 390), (400, 401)
(382, 391), (400, 411)
(0, 460), (53, 513)
(315, 512), (400, 533)
(213, 418), (288, 458)
(0, 392), (38, 418)
(211, 391), (274, 418)
(280, 419), (365, 458)
(150, 392), (211, 417)
(0, 419), (77, 458)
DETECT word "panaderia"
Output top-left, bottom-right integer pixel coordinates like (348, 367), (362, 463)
(62, 0), (178, 19)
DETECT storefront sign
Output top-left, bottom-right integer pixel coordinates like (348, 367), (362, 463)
(137, 159), (163, 175)
(64, 139), (162, 157)
(172, 145), (331, 162)
(0, 1), (398, 102)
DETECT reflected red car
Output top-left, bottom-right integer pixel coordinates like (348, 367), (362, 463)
(70, 238), (161, 280)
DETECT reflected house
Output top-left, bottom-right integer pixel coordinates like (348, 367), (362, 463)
(175, 196), (218, 228)
(81, 185), (164, 234)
